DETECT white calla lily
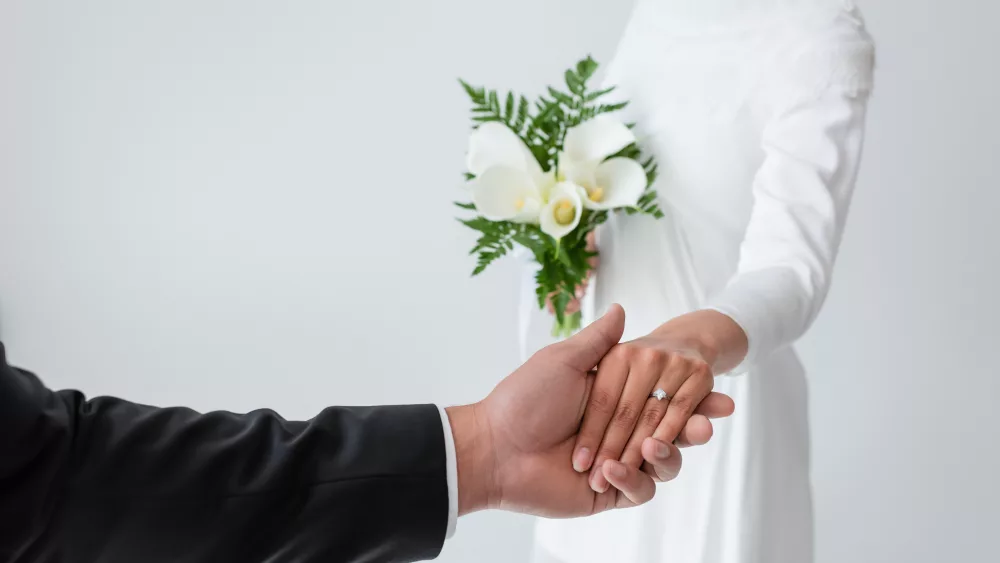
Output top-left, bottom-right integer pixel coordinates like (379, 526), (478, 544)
(567, 157), (648, 210)
(562, 115), (635, 164)
(466, 122), (555, 223)
(539, 182), (584, 240)
(470, 165), (542, 222)
(465, 116), (645, 228)
(557, 116), (648, 210)
(467, 122), (544, 182)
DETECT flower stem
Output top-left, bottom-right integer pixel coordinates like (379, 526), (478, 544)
(551, 311), (583, 339)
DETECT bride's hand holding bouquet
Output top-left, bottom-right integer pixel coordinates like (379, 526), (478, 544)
(455, 57), (662, 336)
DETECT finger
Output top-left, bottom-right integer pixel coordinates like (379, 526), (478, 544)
(694, 391), (735, 419)
(602, 460), (656, 508)
(620, 372), (726, 464)
(588, 355), (665, 494)
(585, 232), (599, 271)
(675, 414), (713, 447)
(565, 298), (581, 315)
(590, 353), (691, 494)
(572, 351), (629, 473)
(546, 291), (581, 315)
(652, 366), (714, 445)
(590, 480), (619, 515)
(617, 388), (671, 471)
(640, 438), (682, 483)
(555, 304), (625, 372)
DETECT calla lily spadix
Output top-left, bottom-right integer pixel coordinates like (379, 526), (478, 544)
(466, 122), (553, 223)
(539, 182), (584, 240)
(466, 116), (647, 237)
(558, 115), (647, 211)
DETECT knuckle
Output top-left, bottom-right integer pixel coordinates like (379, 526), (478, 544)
(667, 353), (688, 370)
(613, 401), (639, 427)
(618, 343), (639, 361)
(640, 407), (663, 428)
(637, 347), (665, 368)
(607, 345), (631, 364)
(669, 394), (695, 415)
(691, 363), (715, 391)
(588, 390), (616, 415)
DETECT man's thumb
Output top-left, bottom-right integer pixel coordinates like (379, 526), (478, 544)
(557, 304), (626, 372)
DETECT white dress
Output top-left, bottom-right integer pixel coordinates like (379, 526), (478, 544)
(523, 1), (875, 562)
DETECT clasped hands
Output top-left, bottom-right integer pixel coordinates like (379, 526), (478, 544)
(447, 303), (736, 518)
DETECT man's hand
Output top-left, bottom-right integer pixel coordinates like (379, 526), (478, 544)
(573, 309), (746, 494)
(447, 305), (735, 518)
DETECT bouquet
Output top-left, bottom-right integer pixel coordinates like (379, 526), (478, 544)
(456, 56), (663, 337)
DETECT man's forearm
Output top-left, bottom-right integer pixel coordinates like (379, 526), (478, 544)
(445, 403), (498, 516)
(0, 344), (450, 562)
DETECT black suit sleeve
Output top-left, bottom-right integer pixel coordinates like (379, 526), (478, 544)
(0, 342), (449, 563)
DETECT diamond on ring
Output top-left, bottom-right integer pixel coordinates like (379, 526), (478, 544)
(652, 388), (668, 401)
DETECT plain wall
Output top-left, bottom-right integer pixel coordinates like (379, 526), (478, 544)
(1, 1), (997, 562)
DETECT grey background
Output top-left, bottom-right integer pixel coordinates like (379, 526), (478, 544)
(1, 1), (997, 562)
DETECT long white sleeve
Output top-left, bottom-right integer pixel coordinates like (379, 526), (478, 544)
(707, 38), (874, 374)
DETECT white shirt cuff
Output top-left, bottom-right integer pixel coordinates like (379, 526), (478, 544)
(436, 405), (458, 539)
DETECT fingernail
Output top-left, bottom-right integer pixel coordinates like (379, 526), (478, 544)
(606, 461), (627, 480)
(572, 447), (592, 472)
(590, 470), (609, 493)
(654, 441), (671, 460)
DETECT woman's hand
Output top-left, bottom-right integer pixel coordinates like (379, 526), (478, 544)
(571, 309), (747, 493)
(465, 304), (738, 516)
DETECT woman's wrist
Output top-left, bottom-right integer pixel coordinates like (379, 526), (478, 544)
(651, 309), (748, 374)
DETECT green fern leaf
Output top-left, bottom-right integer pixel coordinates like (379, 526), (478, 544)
(547, 87), (574, 107)
(576, 56), (599, 82)
(584, 86), (616, 102)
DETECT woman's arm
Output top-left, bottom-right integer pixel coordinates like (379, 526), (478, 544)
(653, 61), (874, 375)
(707, 50), (874, 373)
(573, 27), (876, 490)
